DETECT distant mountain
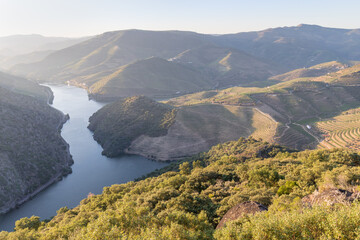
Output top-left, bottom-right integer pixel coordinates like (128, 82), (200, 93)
(0, 50), (54, 70)
(10, 25), (360, 100)
(0, 34), (90, 57)
(215, 24), (360, 70)
(10, 30), (278, 100)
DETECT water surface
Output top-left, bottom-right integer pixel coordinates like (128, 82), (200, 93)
(0, 85), (168, 231)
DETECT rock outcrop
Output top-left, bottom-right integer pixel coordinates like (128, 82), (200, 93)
(216, 201), (268, 229)
(302, 188), (360, 207)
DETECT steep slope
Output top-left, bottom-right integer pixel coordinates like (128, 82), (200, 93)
(0, 83), (73, 214)
(216, 24), (360, 70)
(3, 138), (360, 239)
(88, 57), (213, 100)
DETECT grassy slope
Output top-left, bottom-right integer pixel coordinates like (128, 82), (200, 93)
(3, 138), (360, 239)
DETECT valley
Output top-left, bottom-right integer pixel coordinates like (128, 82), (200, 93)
(2, 23), (360, 239)
(0, 85), (168, 231)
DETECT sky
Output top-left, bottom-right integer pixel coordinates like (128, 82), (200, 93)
(0, 0), (359, 38)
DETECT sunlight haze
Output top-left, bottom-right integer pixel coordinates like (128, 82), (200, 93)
(0, 0), (359, 37)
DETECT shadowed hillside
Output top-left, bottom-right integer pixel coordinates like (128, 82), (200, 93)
(0, 71), (52, 103)
(0, 75), (73, 214)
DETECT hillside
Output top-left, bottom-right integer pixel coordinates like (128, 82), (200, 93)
(0, 71), (52, 103)
(3, 138), (360, 239)
(87, 60), (360, 161)
(88, 57), (213, 100)
(166, 63), (360, 151)
(88, 96), (177, 157)
(0, 81), (73, 214)
(9, 25), (360, 101)
(170, 45), (280, 87)
(88, 96), (278, 160)
(269, 61), (351, 82)
(9, 29), (280, 100)
(10, 30), (211, 82)
(215, 24), (360, 70)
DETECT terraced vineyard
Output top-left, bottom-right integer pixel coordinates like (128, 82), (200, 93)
(251, 108), (278, 143)
(316, 108), (360, 150)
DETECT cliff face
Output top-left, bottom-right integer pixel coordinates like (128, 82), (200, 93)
(0, 86), (73, 213)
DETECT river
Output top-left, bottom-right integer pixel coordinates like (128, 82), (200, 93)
(0, 85), (168, 231)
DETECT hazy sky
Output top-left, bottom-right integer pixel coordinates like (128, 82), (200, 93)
(0, 0), (359, 37)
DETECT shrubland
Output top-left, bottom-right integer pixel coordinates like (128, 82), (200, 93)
(3, 138), (360, 239)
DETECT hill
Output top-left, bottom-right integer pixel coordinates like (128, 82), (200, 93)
(87, 60), (360, 160)
(10, 30), (211, 82)
(9, 25), (360, 101)
(0, 71), (52, 103)
(0, 50), (54, 70)
(88, 57), (213, 100)
(88, 96), (278, 160)
(88, 96), (177, 157)
(9, 29), (280, 100)
(3, 138), (360, 239)
(215, 24), (360, 70)
(0, 75), (73, 214)
(166, 63), (360, 150)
